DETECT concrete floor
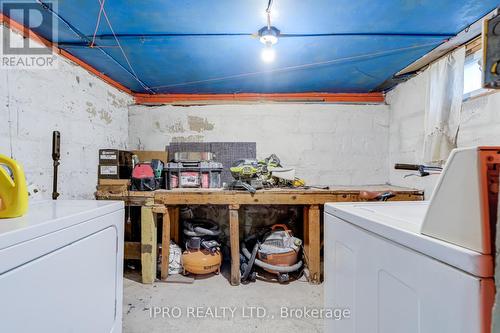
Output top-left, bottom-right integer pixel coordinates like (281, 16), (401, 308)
(123, 270), (324, 333)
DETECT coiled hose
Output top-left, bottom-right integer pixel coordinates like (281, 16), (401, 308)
(240, 242), (303, 273)
(183, 218), (221, 237)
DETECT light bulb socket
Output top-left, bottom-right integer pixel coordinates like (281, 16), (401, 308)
(258, 26), (280, 45)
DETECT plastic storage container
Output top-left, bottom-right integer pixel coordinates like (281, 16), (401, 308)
(165, 161), (223, 189)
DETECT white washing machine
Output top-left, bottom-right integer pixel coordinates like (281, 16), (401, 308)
(0, 200), (124, 333)
(324, 147), (498, 333)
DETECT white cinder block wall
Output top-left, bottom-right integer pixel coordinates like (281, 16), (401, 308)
(387, 69), (500, 198)
(0, 26), (132, 200)
(128, 104), (390, 185)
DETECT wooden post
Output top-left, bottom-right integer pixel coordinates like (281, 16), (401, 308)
(229, 204), (240, 286)
(303, 206), (310, 262)
(169, 207), (180, 244)
(141, 200), (157, 284)
(307, 205), (321, 284)
(161, 209), (171, 281)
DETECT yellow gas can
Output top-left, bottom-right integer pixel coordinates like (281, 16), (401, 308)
(0, 154), (28, 218)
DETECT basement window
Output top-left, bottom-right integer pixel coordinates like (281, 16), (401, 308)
(463, 50), (483, 98)
(463, 48), (487, 100)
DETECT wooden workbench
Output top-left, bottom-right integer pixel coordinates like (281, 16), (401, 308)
(96, 186), (424, 285)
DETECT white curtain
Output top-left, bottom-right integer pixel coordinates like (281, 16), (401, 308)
(423, 47), (466, 165)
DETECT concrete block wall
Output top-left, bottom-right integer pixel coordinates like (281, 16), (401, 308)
(129, 103), (390, 186)
(0, 26), (132, 200)
(387, 68), (500, 198)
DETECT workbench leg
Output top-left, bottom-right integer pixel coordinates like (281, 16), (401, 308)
(169, 207), (180, 245)
(229, 204), (240, 286)
(141, 204), (157, 284)
(303, 206), (310, 269)
(161, 209), (171, 281)
(306, 205), (321, 284)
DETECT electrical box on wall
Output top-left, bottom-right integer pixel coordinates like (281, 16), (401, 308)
(483, 9), (500, 89)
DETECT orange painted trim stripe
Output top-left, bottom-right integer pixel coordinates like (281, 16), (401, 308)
(0, 13), (132, 95)
(134, 92), (385, 104)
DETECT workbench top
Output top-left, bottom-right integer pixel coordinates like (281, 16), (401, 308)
(153, 184), (422, 194)
(96, 184), (423, 206)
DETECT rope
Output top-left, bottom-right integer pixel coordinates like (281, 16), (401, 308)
(35, 0), (152, 92)
(97, 0), (154, 93)
(90, 0), (106, 48)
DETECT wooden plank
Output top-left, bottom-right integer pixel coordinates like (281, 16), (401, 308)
(96, 192), (154, 206)
(169, 207), (180, 245)
(98, 188), (423, 206)
(229, 204), (240, 286)
(161, 210), (171, 281)
(98, 179), (131, 186)
(303, 206), (310, 270)
(155, 192), (348, 205)
(154, 189), (423, 205)
(132, 150), (169, 164)
(152, 205), (167, 214)
(392, 193), (425, 201)
(141, 201), (157, 284)
(124, 241), (141, 260)
(154, 185), (422, 194)
(308, 205), (321, 284)
(97, 185), (128, 193)
(134, 92), (385, 105)
(127, 191), (156, 197)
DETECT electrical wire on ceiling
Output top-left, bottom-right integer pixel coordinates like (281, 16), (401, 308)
(35, 0), (154, 93)
(266, 0), (274, 13)
(266, 0), (273, 29)
(149, 39), (446, 90)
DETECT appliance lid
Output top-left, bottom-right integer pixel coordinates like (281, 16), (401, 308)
(0, 200), (123, 250)
(325, 201), (493, 278)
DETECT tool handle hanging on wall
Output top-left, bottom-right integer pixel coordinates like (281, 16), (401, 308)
(395, 163), (442, 177)
(52, 131), (61, 200)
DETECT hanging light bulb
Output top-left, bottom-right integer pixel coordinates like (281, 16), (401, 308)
(257, 0), (279, 63)
(258, 27), (279, 63)
(261, 45), (276, 63)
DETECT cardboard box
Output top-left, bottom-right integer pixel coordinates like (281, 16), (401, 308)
(99, 149), (132, 166)
(132, 150), (169, 164)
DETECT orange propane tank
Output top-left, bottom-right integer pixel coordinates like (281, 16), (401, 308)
(181, 249), (222, 275)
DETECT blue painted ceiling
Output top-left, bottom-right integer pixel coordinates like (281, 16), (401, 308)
(2, 0), (498, 94)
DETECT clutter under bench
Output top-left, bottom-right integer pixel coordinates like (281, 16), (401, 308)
(96, 186), (424, 285)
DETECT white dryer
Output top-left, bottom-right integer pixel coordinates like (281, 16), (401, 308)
(324, 147), (498, 333)
(0, 200), (124, 333)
